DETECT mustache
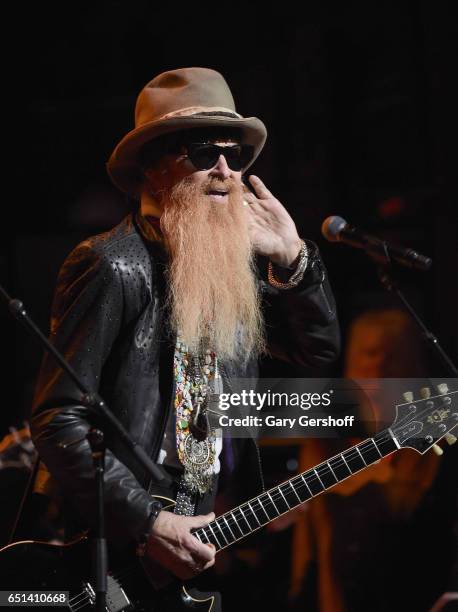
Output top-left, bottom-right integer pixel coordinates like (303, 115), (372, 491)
(202, 177), (238, 194)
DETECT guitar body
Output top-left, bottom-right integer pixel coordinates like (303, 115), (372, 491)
(0, 536), (220, 611)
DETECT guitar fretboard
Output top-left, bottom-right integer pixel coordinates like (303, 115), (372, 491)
(192, 429), (398, 551)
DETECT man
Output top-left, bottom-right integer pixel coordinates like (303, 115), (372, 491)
(31, 67), (339, 590)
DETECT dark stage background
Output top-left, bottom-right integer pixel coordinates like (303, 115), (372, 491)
(1, 2), (457, 611)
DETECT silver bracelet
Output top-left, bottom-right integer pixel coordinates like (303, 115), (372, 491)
(267, 239), (308, 289)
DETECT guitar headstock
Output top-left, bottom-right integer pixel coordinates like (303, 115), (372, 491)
(391, 383), (458, 454)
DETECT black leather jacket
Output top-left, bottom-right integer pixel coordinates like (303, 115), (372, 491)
(31, 212), (339, 544)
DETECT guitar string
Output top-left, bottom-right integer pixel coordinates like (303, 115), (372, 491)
(66, 390), (452, 609)
(68, 395), (452, 607)
(68, 441), (383, 609)
(71, 434), (391, 605)
(391, 394), (454, 440)
(71, 599), (91, 611)
(70, 561), (166, 611)
(72, 602), (91, 611)
(69, 593), (93, 610)
(69, 432), (396, 606)
(69, 434), (398, 610)
(203, 395), (454, 546)
(69, 565), (136, 609)
(196, 434), (396, 545)
(69, 557), (156, 610)
(68, 565), (136, 609)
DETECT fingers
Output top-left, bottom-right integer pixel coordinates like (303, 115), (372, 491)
(146, 511), (217, 581)
(187, 512), (215, 529)
(184, 554), (215, 579)
(191, 544), (216, 568)
(247, 175), (274, 200)
(185, 514), (216, 563)
(186, 534), (215, 563)
(247, 198), (269, 219)
(203, 556), (216, 571)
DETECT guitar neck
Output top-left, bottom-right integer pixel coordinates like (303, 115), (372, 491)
(192, 429), (399, 551)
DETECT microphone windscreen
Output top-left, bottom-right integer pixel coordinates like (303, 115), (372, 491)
(321, 216), (347, 242)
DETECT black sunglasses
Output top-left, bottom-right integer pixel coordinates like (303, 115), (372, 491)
(182, 143), (254, 171)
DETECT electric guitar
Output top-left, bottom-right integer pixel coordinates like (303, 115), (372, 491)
(1, 384), (456, 611)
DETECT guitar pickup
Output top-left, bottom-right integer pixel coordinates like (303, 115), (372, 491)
(84, 575), (131, 612)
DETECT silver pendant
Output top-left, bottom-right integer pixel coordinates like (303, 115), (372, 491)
(182, 434), (214, 495)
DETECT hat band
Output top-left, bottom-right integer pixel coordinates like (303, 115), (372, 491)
(159, 106), (243, 120)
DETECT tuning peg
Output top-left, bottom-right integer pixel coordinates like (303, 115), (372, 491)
(431, 444), (444, 456)
(403, 391), (414, 403)
(445, 433), (457, 445)
(437, 383), (449, 395)
(420, 387), (431, 399)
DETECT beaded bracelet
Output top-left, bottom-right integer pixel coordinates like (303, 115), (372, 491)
(267, 239), (308, 289)
(136, 500), (163, 557)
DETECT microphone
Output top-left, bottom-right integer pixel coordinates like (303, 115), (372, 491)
(321, 216), (432, 271)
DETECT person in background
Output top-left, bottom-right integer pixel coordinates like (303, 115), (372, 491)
(290, 308), (457, 612)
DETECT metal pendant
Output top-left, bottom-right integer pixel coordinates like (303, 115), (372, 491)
(181, 434), (214, 495)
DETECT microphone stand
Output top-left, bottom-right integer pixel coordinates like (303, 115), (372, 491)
(87, 429), (107, 612)
(0, 283), (168, 611)
(372, 244), (458, 377)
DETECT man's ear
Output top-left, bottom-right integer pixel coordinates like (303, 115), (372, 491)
(144, 161), (168, 191)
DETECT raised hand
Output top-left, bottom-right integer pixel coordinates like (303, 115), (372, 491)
(243, 175), (302, 267)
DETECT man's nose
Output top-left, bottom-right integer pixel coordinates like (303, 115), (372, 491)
(210, 154), (231, 179)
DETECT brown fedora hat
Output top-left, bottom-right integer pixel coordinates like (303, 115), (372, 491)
(107, 67), (267, 195)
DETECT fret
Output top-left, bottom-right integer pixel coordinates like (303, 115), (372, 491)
(315, 463), (337, 488)
(272, 487), (290, 513)
(201, 528), (212, 544)
(247, 501), (262, 527)
(344, 449), (365, 472)
(267, 490), (281, 515)
(355, 446), (368, 466)
(214, 518), (229, 546)
(207, 522), (222, 548)
(329, 455), (351, 480)
(376, 430), (398, 453)
(233, 508), (251, 535)
(291, 475), (311, 502)
(303, 471), (323, 495)
(230, 511), (245, 537)
(280, 483), (299, 508)
(359, 439), (382, 464)
(222, 515), (236, 541)
(240, 504), (258, 531)
(300, 474), (313, 497)
(201, 525), (218, 548)
(194, 531), (203, 543)
(340, 453), (352, 474)
(278, 486), (291, 509)
(257, 496), (272, 521)
(372, 438), (383, 458)
(326, 461), (338, 481)
(386, 429), (401, 450)
(313, 468), (326, 488)
(289, 481), (302, 503)
(217, 517), (235, 544)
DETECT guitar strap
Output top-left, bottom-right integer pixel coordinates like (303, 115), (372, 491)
(173, 481), (198, 516)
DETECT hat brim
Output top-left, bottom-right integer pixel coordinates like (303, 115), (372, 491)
(106, 114), (267, 196)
